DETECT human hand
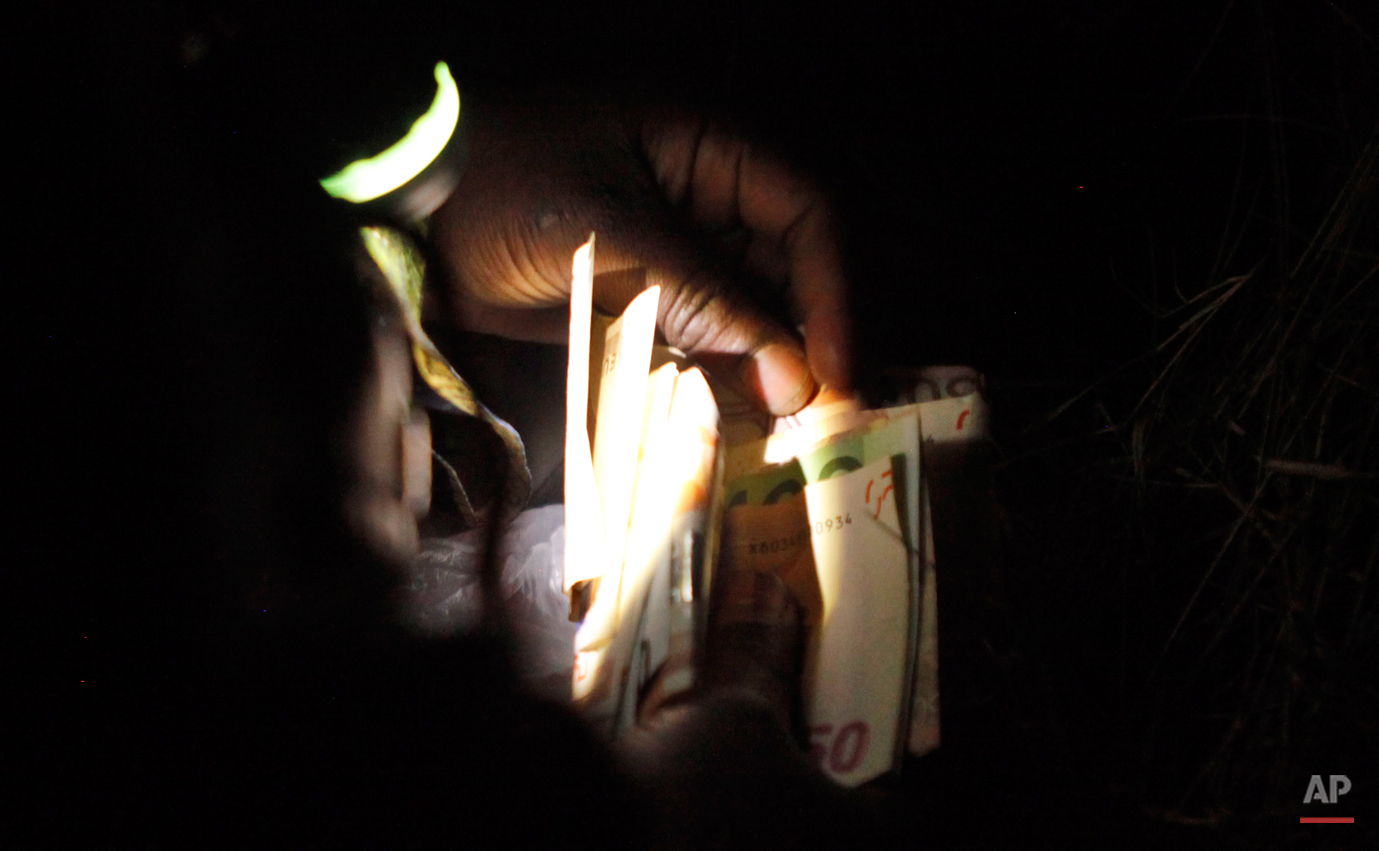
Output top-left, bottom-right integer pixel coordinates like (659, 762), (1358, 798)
(615, 570), (820, 847)
(427, 95), (853, 416)
(612, 569), (898, 849)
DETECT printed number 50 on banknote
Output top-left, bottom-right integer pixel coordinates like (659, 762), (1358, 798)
(722, 454), (914, 786)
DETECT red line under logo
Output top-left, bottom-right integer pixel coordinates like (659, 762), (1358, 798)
(1300, 817), (1354, 823)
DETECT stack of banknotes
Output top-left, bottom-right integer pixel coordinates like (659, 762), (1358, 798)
(564, 237), (989, 787)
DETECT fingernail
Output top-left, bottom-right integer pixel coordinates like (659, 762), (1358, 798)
(740, 343), (816, 416)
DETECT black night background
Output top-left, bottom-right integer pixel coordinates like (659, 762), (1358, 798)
(13, 1), (1379, 847)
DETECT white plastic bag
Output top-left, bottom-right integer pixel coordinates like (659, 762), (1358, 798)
(405, 505), (575, 698)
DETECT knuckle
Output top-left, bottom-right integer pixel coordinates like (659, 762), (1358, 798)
(659, 273), (741, 353)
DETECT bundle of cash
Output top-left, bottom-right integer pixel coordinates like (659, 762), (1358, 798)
(564, 236), (989, 786)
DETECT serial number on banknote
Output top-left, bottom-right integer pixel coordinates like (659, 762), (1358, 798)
(743, 514), (854, 555)
(744, 529), (810, 554)
(812, 514), (852, 535)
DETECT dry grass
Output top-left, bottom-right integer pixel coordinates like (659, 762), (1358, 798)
(1013, 128), (1379, 836)
(1141, 129), (1377, 818)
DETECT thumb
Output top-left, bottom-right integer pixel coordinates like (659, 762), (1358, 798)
(703, 568), (805, 724)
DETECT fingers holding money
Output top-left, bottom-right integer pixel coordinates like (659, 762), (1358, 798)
(641, 112), (855, 403)
(589, 225), (823, 417)
(428, 96), (852, 416)
(631, 566), (805, 730)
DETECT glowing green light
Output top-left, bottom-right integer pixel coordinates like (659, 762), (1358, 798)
(319, 62), (460, 203)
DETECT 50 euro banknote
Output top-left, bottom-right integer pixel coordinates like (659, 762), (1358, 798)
(720, 411), (922, 785)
